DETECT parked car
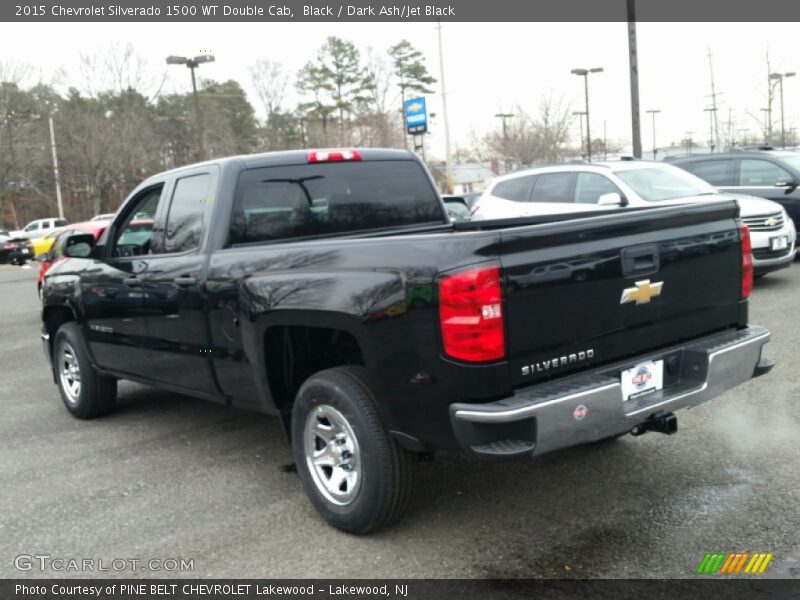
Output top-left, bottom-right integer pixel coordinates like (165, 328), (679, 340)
(667, 150), (800, 233)
(31, 228), (67, 259)
(91, 213), (116, 222)
(41, 148), (772, 534)
(36, 220), (111, 298)
(471, 160), (796, 276)
(0, 237), (33, 265)
(10, 218), (68, 240)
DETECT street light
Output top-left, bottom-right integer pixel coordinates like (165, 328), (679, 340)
(494, 112), (514, 173)
(166, 54), (216, 161)
(646, 109), (661, 159)
(760, 107), (772, 143)
(769, 72), (795, 148)
(571, 67), (604, 160)
(572, 111), (586, 158)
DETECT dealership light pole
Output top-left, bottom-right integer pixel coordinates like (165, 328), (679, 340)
(646, 109), (660, 159)
(769, 71), (795, 148)
(495, 112), (514, 173)
(571, 67), (603, 161)
(572, 111), (586, 158)
(166, 54), (215, 161)
(760, 107), (771, 143)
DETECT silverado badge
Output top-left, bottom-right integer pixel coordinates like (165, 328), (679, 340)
(620, 279), (663, 305)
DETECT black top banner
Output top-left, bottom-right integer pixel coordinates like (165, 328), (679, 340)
(3, 0), (800, 22)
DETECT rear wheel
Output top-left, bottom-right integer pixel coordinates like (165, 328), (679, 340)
(54, 322), (117, 419)
(291, 366), (414, 534)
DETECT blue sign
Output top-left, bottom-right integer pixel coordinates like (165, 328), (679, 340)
(404, 97), (428, 135)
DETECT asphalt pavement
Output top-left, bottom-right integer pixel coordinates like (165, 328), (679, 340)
(1, 262), (798, 579)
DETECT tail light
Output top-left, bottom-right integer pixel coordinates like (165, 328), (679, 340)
(469, 202), (481, 216)
(307, 149), (361, 163)
(3, 242), (14, 250)
(438, 265), (505, 362)
(739, 224), (753, 299)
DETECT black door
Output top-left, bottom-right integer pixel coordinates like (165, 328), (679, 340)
(722, 158), (800, 227)
(82, 185), (164, 377)
(141, 170), (217, 395)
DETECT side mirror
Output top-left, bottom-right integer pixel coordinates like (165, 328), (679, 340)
(443, 196), (470, 222)
(598, 192), (627, 207)
(64, 233), (96, 258)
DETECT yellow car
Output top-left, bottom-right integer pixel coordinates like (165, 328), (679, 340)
(31, 228), (65, 259)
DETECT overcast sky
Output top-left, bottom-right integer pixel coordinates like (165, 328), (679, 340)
(2, 21), (799, 158)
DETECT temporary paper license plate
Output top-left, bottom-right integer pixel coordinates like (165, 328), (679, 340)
(621, 360), (664, 401)
(771, 236), (788, 251)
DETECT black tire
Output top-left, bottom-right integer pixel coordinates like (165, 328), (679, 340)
(53, 322), (117, 419)
(291, 366), (414, 534)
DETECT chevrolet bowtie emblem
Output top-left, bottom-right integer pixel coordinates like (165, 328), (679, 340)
(620, 279), (664, 305)
(766, 217), (778, 227)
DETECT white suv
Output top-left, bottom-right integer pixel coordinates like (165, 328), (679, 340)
(471, 161), (796, 277)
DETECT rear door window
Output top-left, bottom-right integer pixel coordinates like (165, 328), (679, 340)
(492, 175), (537, 202)
(530, 173), (574, 203)
(229, 160), (444, 245)
(691, 160), (734, 186)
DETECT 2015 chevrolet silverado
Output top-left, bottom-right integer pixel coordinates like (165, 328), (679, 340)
(41, 149), (773, 534)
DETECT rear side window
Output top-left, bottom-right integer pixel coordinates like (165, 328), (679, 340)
(228, 160), (443, 245)
(55, 219), (68, 227)
(574, 172), (621, 204)
(530, 173), (574, 203)
(492, 175), (536, 202)
(691, 160), (734, 186)
(158, 174), (211, 254)
(739, 159), (791, 186)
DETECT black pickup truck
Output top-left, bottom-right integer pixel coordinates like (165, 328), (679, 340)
(41, 149), (773, 534)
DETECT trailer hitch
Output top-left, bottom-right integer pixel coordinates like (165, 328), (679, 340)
(631, 411), (678, 436)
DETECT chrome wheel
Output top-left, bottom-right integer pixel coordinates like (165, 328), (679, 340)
(303, 404), (361, 506)
(58, 342), (81, 405)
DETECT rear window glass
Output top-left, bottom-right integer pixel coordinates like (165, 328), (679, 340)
(492, 175), (536, 202)
(690, 160), (733, 186)
(228, 160), (444, 245)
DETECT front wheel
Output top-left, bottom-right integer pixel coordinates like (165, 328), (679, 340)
(291, 366), (415, 534)
(53, 322), (117, 419)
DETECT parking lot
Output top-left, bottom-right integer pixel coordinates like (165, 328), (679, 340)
(1, 261), (798, 579)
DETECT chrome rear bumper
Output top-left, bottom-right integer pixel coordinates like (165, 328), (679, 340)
(450, 326), (771, 458)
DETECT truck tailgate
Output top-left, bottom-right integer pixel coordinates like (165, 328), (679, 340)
(498, 201), (744, 387)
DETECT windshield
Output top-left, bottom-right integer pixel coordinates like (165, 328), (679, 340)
(615, 166), (717, 202)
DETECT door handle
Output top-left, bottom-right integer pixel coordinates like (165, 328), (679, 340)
(173, 276), (197, 287)
(123, 276), (141, 287)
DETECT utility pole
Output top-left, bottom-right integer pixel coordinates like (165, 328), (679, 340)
(627, 0), (642, 158)
(769, 72), (795, 148)
(706, 48), (721, 151)
(761, 107), (771, 143)
(436, 22), (454, 194)
(704, 107), (718, 152)
(48, 114), (64, 220)
(685, 131), (694, 155)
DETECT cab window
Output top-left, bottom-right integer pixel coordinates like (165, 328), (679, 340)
(690, 160), (734, 186)
(111, 186), (162, 258)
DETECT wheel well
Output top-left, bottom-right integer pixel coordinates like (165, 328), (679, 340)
(265, 325), (364, 414)
(43, 306), (76, 354)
